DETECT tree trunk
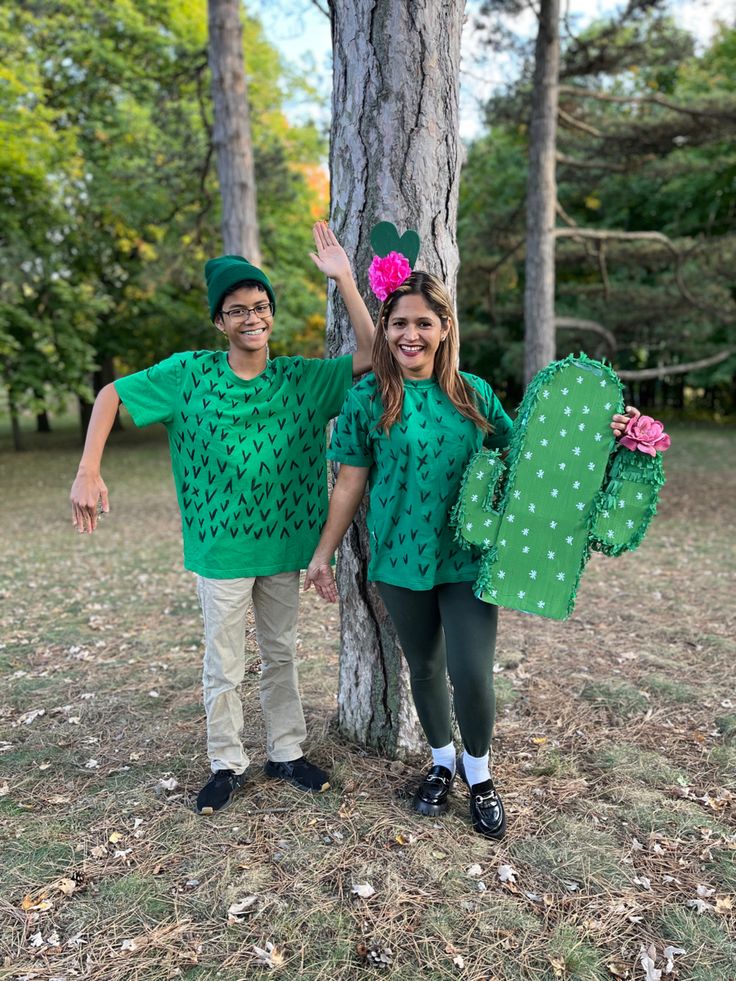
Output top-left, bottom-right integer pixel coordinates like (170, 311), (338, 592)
(208, 0), (260, 262)
(36, 410), (51, 433)
(523, 0), (560, 386)
(327, 0), (465, 757)
(79, 355), (122, 439)
(8, 393), (23, 452)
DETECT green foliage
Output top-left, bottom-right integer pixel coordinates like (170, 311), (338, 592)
(459, 16), (736, 414)
(0, 1), (328, 420)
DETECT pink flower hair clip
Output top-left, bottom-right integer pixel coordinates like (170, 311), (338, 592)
(620, 414), (671, 456)
(368, 221), (420, 302)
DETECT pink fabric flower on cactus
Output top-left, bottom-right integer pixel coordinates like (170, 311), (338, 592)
(619, 414), (671, 456)
(368, 251), (412, 302)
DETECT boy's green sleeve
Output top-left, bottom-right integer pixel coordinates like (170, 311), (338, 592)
(114, 354), (184, 428)
(303, 354), (354, 420)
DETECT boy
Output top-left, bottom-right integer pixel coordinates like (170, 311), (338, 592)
(70, 223), (373, 814)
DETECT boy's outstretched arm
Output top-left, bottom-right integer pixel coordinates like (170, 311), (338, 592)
(70, 382), (121, 534)
(304, 463), (370, 601)
(309, 221), (374, 376)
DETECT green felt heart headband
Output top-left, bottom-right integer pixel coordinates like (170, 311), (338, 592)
(368, 221), (420, 301)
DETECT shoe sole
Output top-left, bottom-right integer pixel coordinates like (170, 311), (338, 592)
(263, 763), (330, 793)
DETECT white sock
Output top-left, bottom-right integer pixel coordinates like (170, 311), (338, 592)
(462, 750), (491, 787)
(430, 742), (456, 775)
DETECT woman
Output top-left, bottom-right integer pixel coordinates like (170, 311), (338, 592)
(305, 271), (635, 839)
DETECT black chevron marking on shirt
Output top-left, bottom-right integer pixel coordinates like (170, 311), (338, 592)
(420, 490), (431, 503)
(202, 397), (211, 409)
(259, 508), (271, 522)
(208, 507), (217, 521)
(259, 461), (271, 475)
(185, 515), (194, 528)
(418, 563), (429, 577)
(192, 464), (201, 477)
(417, 543), (427, 555)
(293, 519), (304, 531)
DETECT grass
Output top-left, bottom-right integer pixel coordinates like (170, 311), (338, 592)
(1, 419), (734, 980)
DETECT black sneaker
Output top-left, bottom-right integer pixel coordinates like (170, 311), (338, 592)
(412, 764), (454, 817)
(263, 756), (330, 792)
(457, 757), (506, 839)
(196, 769), (248, 815)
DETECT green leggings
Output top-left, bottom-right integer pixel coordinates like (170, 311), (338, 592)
(376, 580), (498, 757)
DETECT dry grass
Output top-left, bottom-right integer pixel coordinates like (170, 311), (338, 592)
(0, 420), (734, 981)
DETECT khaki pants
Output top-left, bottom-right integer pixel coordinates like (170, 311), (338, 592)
(196, 572), (306, 774)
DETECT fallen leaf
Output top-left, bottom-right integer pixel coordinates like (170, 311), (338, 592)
(252, 941), (284, 968)
(549, 955), (566, 977)
(639, 944), (662, 981)
(663, 945), (686, 973)
(158, 777), (179, 792)
(121, 938), (137, 952)
(18, 708), (45, 726)
(453, 954), (465, 969)
(228, 896), (259, 921)
(696, 884), (715, 898)
(351, 882), (375, 899)
(56, 877), (77, 897)
(108, 831), (124, 844)
(85, 758), (100, 769)
(607, 960), (631, 978)
(431, 850), (447, 860)
(497, 864), (517, 884)
(0, 782), (9, 796)
(686, 898), (713, 914)
(466, 864), (483, 877)
(715, 896), (733, 914)
(90, 844), (108, 859)
(634, 875), (652, 890)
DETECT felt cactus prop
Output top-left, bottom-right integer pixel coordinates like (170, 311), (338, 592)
(452, 354), (667, 620)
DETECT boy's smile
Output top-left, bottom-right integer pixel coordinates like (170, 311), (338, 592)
(217, 285), (274, 354)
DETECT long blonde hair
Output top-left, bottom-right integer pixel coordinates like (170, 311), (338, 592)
(372, 271), (492, 435)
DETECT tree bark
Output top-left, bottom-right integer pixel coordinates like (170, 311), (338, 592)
(327, 0), (465, 757)
(208, 0), (260, 262)
(524, 0), (560, 386)
(36, 410), (51, 433)
(8, 393), (23, 452)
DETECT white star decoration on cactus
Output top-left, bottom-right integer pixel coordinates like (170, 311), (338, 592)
(551, 488), (559, 497)
(556, 572), (566, 581)
(576, 376), (584, 384)
(471, 494), (478, 502)
(572, 446), (581, 456)
(636, 492), (643, 500)
(524, 451), (533, 460)
(513, 489), (521, 499)
(547, 550), (556, 559)
(564, 406), (572, 416)
(573, 480), (580, 489)
(518, 590), (526, 599)
(484, 518), (493, 527)
(538, 600), (546, 609)
(522, 527), (530, 536)
(594, 432), (603, 441)
(497, 570), (506, 579)
(476, 470), (485, 479)
(542, 390), (550, 399)
(626, 519), (634, 528)
(528, 503), (536, 513)
(582, 405), (590, 414)
(550, 520), (558, 528)
(522, 545), (530, 553)
(566, 535), (574, 544)
(529, 569), (537, 579)
(536, 469), (545, 478)
(560, 429), (568, 437)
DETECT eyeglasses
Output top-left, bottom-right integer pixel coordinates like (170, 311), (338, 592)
(221, 302), (273, 322)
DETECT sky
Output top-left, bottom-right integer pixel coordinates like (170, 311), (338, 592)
(251, 0), (732, 140)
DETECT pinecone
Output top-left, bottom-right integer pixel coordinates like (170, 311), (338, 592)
(356, 942), (393, 970)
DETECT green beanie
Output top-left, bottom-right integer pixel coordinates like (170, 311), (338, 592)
(204, 255), (276, 319)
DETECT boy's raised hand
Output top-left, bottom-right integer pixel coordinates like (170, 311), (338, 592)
(309, 221), (352, 282)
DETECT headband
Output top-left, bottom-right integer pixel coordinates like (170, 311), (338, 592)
(368, 221), (420, 302)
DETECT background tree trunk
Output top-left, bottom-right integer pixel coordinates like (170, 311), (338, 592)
(208, 0), (260, 262)
(524, 0), (560, 385)
(327, 0), (466, 757)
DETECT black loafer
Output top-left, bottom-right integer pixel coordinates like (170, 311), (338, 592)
(263, 756), (330, 792)
(457, 757), (506, 840)
(413, 764), (454, 817)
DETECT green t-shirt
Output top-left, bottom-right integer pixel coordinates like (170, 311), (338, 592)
(115, 351), (354, 578)
(327, 373), (513, 589)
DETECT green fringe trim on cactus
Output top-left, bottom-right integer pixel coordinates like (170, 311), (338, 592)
(591, 446), (666, 557)
(474, 547), (499, 598)
(450, 448), (504, 551)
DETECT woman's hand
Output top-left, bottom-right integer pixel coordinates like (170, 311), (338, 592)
(611, 404), (640, 439)
(304, 557), (338, 602)
(309, 221), (352, 282)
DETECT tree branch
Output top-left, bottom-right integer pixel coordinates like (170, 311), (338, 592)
(559, 85), (736, 122)
(556, 152), (629, 172)
(555, 316), (617, 353)
(617, 349), (735, 381)
(558, 107), (601, 137)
